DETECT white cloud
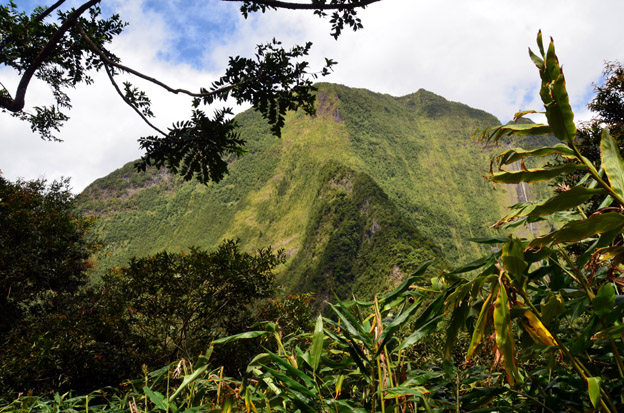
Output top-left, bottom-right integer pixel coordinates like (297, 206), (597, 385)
(2, 0), (624, 192)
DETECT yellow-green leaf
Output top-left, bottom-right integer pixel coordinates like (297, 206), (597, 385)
(601, 128), (624, 202)
(475, 123), (551, 144)
(466, 285), (497, 360)
(522, 311), (556, 346)
(501, 238), (527, 280)
(310, 314), (324, 372)
(527, 187), (605, 217)
(588, 376), (602, 408)
(494, 284), (521, 385)
(497, 143), (575, 165)
(490, 164), (586, 184)
(529, 212), (624, 248)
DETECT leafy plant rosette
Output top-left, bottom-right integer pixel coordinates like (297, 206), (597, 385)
(442, 31), (624, 412)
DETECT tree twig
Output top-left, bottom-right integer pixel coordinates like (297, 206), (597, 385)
(76, 24), (235, 99)
(102, 60), (168, 137)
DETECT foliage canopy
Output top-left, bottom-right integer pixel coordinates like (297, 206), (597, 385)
(0, 0), (383, 183)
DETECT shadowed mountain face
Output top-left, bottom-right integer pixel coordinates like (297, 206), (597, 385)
(76, 83), (522, 300)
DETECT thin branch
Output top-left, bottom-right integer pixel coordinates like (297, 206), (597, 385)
(76, 24), (235, 99)
(1, 0), (102, 112)
(102, 61), (167, 137)
(222, 0), (382, 11)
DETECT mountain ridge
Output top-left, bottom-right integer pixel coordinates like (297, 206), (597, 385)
(77, 83), (527, 300)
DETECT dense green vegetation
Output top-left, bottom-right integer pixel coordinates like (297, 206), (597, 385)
(3, 33), (624, 412)
(76, 83), (529, 301)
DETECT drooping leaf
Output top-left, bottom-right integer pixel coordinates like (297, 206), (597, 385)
(528, 187), (605, 217)
(444, 300), (469, 360)
(493, 284), (521, 385)
(489, 164), (586, 184)
(398, 313), (444, 350)
(466, 285), (497, 360)
(466, 236), (510, 244)
(143, 386), (167, 411)
(600, 128), (624, 202)
(475, 123), (552, 144)
(169, 349), (212, 402)
(529, 212), (624, 248)
(497, 143), (575, 165)
(501, 238), (528, 281)
(545, 73), (576, 143)
(309, 315), (324, 372)
(587, 376), (602, 408)
(212, 330), (269, 344)
(521, 311), (556, 346)
(592, 323), (624, 340)
(379, 260), (432, 304)
(377, 300), (421, 354)
(592, 283), (616, 317)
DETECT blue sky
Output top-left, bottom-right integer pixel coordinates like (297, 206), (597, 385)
(2, 0), (624, 192)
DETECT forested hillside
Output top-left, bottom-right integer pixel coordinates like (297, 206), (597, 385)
(76, 83), (526, 299)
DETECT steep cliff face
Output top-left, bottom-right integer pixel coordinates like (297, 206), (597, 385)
(76, 83), (518, 299)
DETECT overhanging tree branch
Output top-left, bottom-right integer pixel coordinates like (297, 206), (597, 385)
(1, 0), (102, 113)
(102, 60), (167, 137)
(222, 0), (381, 11)
(0, 0), (67, 52)
(75, 23), (236, 100)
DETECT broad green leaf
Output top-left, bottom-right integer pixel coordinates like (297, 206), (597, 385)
(169, 360), (210, 402)
(593, 283), (616, 317)
(490, 164), (586, 184)
(446, 253), (498, 275)
(396, 290), (448, 351)
(529, 187), (605, 217)
(466, 285), (497, 359)
(260, 364), (315, 400)
(497, 143), (575, 165)
(329, 302), (367, 343)
(467, 236), (510, 244)
(398, 313), (444, 350)
(475, 123), (551, 144)
(601, 128), (624, 201)
(536, 30), (545, 57)
(514, 109), (540, 120)
(309, 315), (324, 372)
(379, 260), (432, 303)
(212, 330), (269, 344)
(529, 47), (544, 69)
(592, 323), (624, 340)
(501, 238), (527, 280)
(377, 300), (421, 354)
(221, 397), (233, 413)
(143, 386), (167, 411)
(383, 386), (427, 398)
(493, 284), (521, 385)
(444, 300), (469, 360)
(545, 73), (576, 143)
(265, 350), (315, 388)
(587, 376), (602, 408)
(578, 227), (621, 268)
(530, 212), (624, 247)
(540, 295), (566, 325)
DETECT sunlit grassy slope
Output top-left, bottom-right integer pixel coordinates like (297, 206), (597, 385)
(76, 83), (524, 300)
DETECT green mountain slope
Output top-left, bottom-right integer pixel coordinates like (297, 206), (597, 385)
(76, 83), (524, 300)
